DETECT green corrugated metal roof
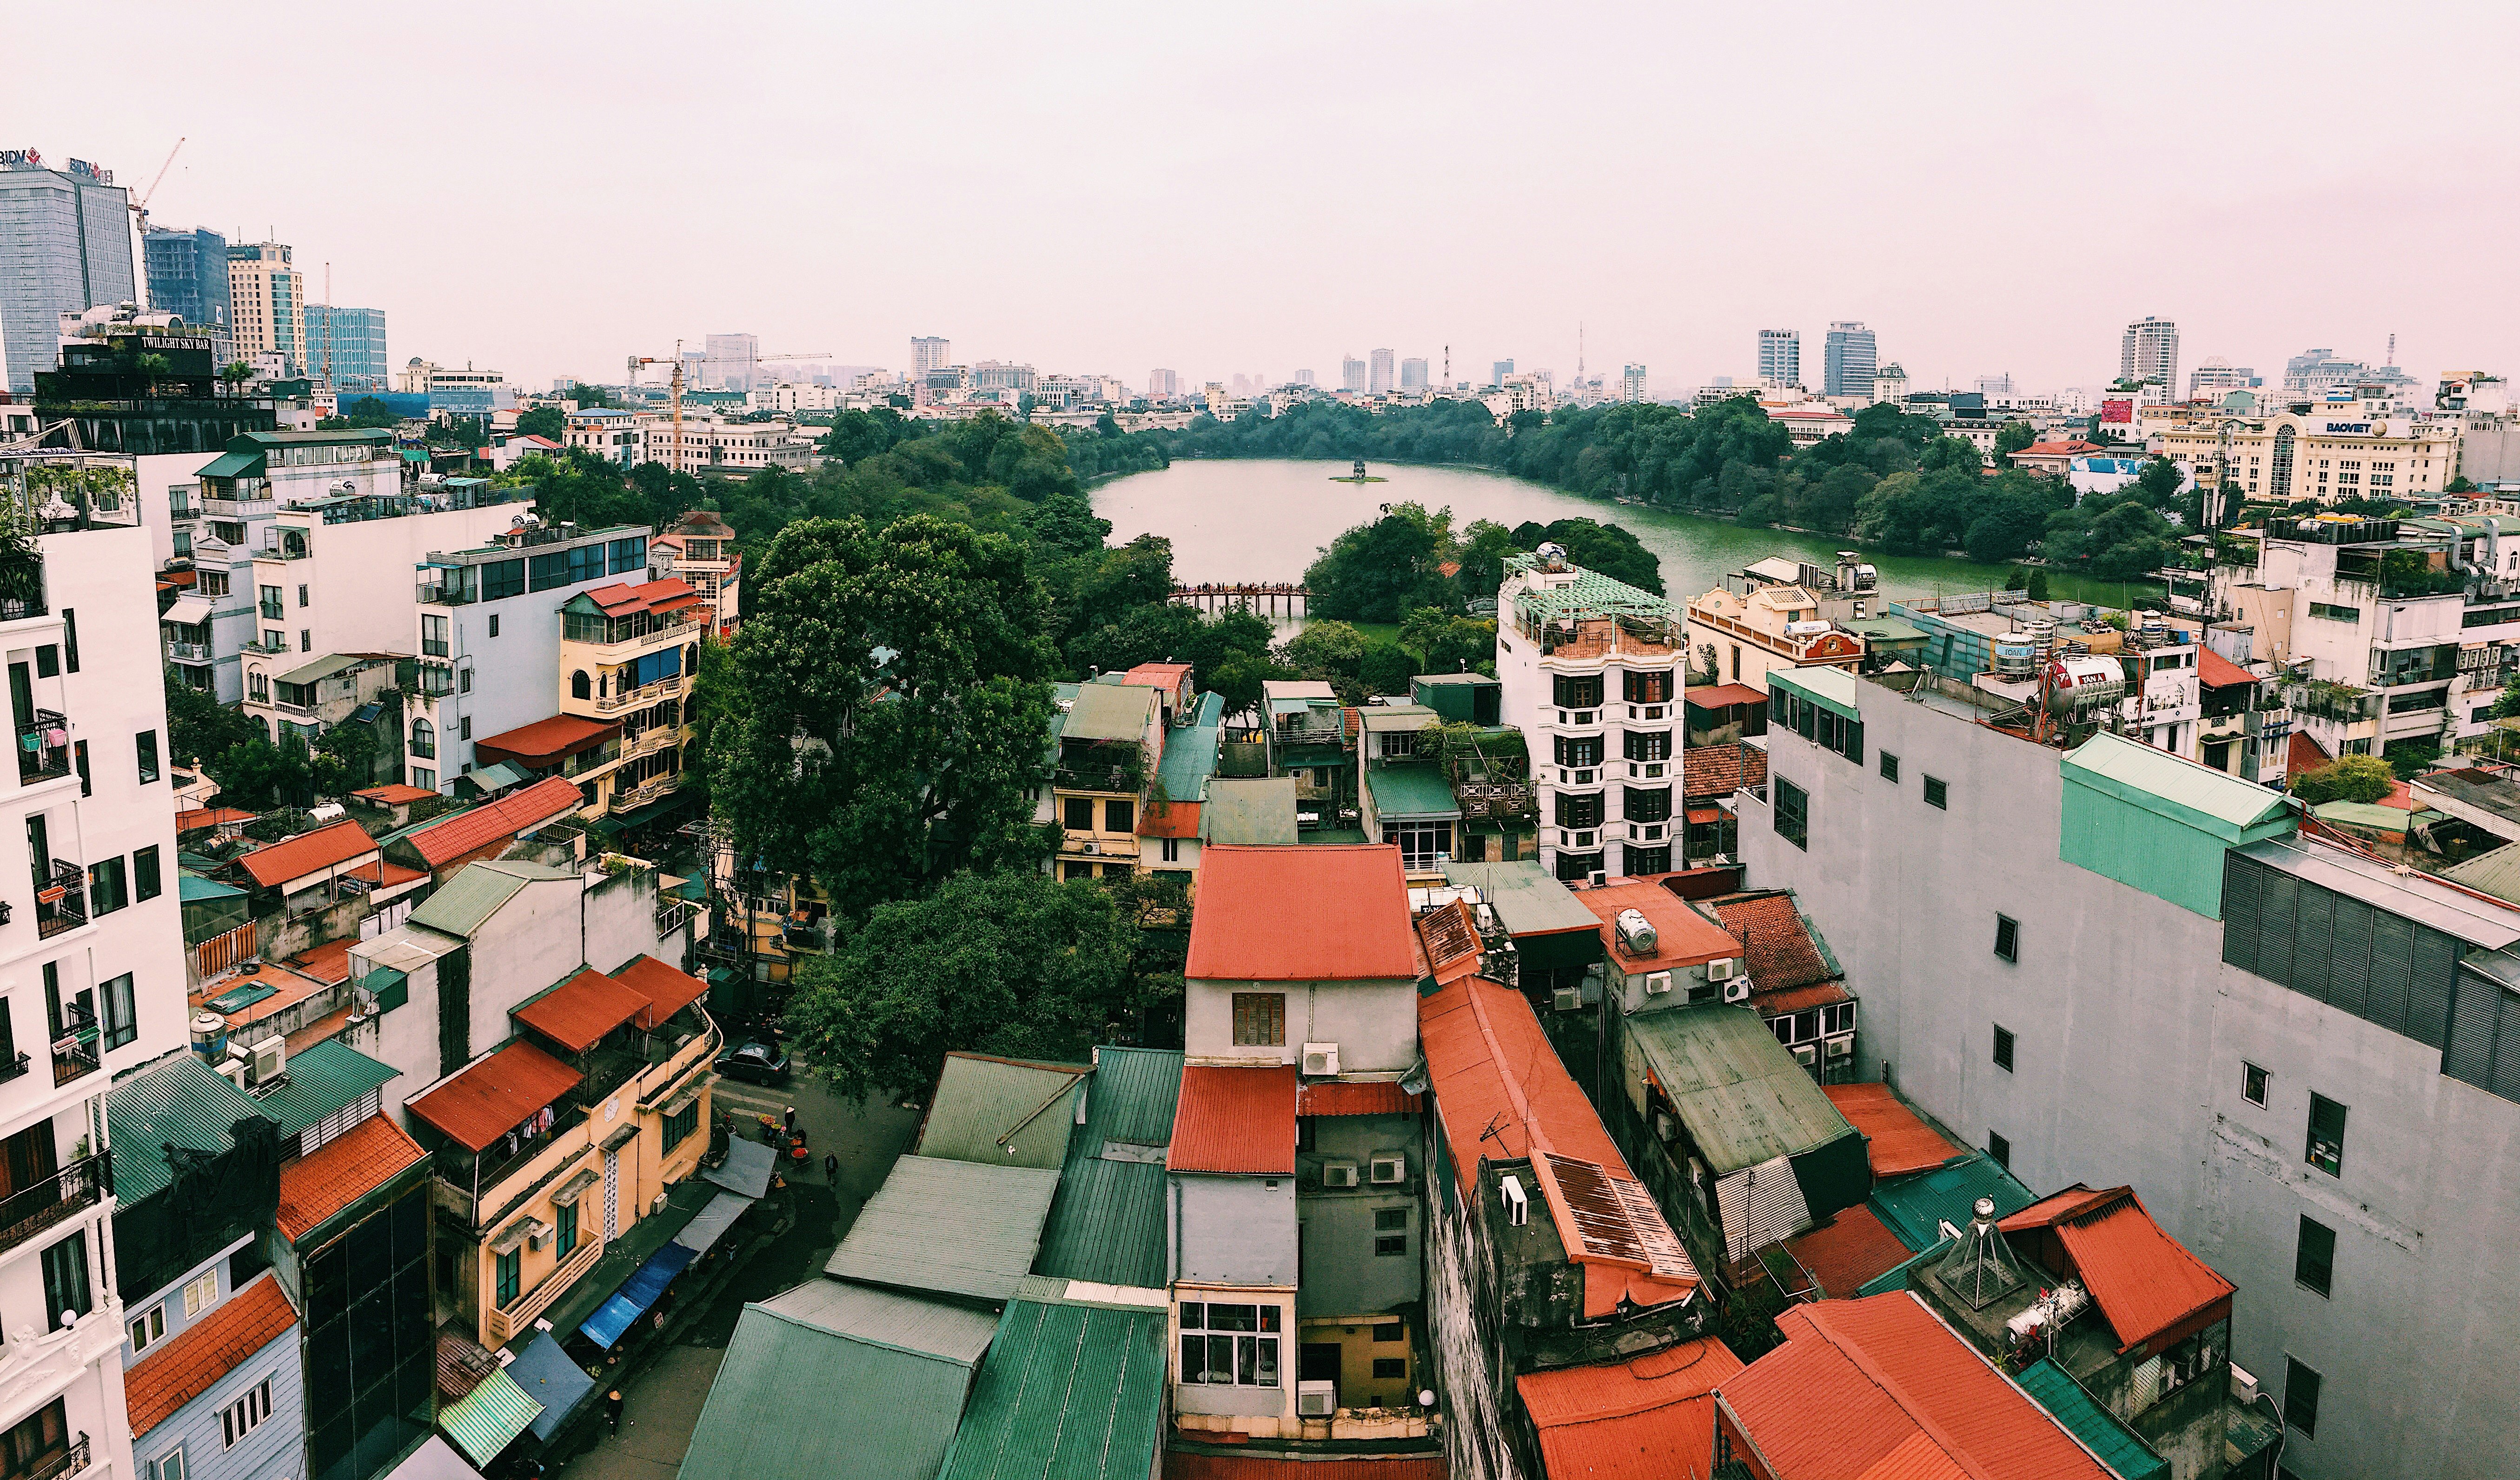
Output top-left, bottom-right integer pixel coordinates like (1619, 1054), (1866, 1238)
(2313, 800), (2436, 832)
(1622, 1004), (1857, 1176)
(915, 1055), (1089, 1170)
(2444, 839), (2520, 903)
(1855, 1236), (1948, 1297)
(1061, 684), (1158, 743)
(825, 1156), (1061, 1301)
(1034, 1047), (1183, 1287)
(252, 1041), (399, 1138)
(1866, 1152), (2036, 1253)
(2062, 731), (2291, 833)
(1201, 777), (1299, 845)
(936, 1298), (1167, 1480)
(107, 1053), (275, 1204)
(179, 871), (245, 903)
(755, 1279), (1001, 1363)
(1769, 664), (1862, 720)
(409, 859), (573, 938)
(439, 1367), (543, 1467)
(681, 1303), (978, 1480)
(198, 449), (261, 479)
(1154, 692), (1224, 801)
(2016, 1360), (2170, 1480)
(1441, 860), (1602, 937)
(1366, 762), (1459, 819)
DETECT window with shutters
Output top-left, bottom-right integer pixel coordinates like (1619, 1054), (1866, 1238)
(1992, 1025), (2015, 1072)
(2295, 1215), (2334, 1297)
(2220, 852), (2456, 1053)
(1233, 993), (1286, 1047)
(1552, 733), (1604, 768)
(1923, 776), (1948, 809)
(2305, 1093), (2346, 1176)
(1552, 674), (1603, 709)
(1624, 786), (1672, 823)
(1987, 1130), (2010, 1168)
(1994, 915), (2018, 963)
(1063, 797), (1094, 832)
(1879, 752), (1899, 782)
(2283, 1357), (2321, 1438)
(1622, 729), (1672, 762)
(1555, 792), (1604, 829)
(1622, 669), (1671, 704)
(1773, 778), (1807, 850)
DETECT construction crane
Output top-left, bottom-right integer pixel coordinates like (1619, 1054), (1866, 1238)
(126, 138), (186, 310)
(627, 342), (689, 475)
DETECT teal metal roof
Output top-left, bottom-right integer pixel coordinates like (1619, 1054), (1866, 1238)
(755, 1279), (1000, 1364)
(2063, 732), (2292, 832)
(1366, 762), (1459, 819)
(1866, 1151), (2036, 1253)
(2444, 839), (2520, 904)
(1034, 1047), (1183, 1287)
(681, 1303), (979, 1480)
(1769, 663), (1862, 720)
(1504, 555), (1674, 623)
(1621, 1005), (1859, 1176)
(198, 449), (260, 479)
(915, 1054), (1089, 1170)
(179, 871), (245, 903)
(409, 859), (573, 937)
(824, 1156), (1061, 1301)
(2016, 1360), (2170, 1480)
(936, 1298), (1167, 1480)
(107, 1053), (274, 1204)
(1854, 1236), (1948, 1297)
(439, 1367), (543, 1467)
(252, 1041), (398, 1138)
(1155, 692), (1225, 801)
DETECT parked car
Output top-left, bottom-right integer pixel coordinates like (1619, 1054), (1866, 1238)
(714, 1039), (790, 1084)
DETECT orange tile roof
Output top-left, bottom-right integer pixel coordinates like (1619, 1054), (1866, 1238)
(1824, 1084), (1959, 1178)
(126, 1275), (299, 1437)
(288, 936), (359, 985)
(1297, 1081), (1421, 1117)
(515, 967), (649, 1053)
(1579, 882), (1742, 972)
(403, 774), (585, 867)
(1785, 1206), (1915, 1299)
(1169, 1065), (1297, 1175)
(175, 806), (258, 832)
(612, 953), (709, 1031)
(1718, 1295), (2114, 1480)
(353, 784), (439, 805)
(407, 1040), (583, 1152)
(277, 1114), (427, 1241)
(1681, 746), (1766, 801)
(1121, 662), (1193, 687)
(1750, 980), (1851, 1017)
(1998, 1186), (2235, 1353)
(473, 714), (619, 768)
(1137, 800), (1201, 839)
(1186, 845), (1417, 981)
(238, 819), (378, 888)
(1705, 893), (1835, 992)
(1165, 1457), (1445, 1480)
(1419, 975), (1698, 1315)
(1518, 1339), (1744, 1480)
(585, 577), (702, 617)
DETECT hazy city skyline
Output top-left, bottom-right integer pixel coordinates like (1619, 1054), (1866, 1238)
(16, 5), (2516, 394)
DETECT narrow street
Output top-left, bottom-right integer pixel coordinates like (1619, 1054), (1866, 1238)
(554, 1071), (920, 1479)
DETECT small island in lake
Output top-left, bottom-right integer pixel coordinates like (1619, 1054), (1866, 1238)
(1328, 458), (1388, 483)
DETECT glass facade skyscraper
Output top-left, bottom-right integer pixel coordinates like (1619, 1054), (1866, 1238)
(1824, 321), (1877, 400)
(0, 162), (135, 392)
(1757, 328), (1800, 388)
(305, 305), (390, 391)
(142, 226), (231, 350)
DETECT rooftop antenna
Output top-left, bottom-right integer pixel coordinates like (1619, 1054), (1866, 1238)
(1936, 1196), (2029, 1310)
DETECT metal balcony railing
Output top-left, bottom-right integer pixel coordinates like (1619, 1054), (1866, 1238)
(20, 1432), (89, 1480)
(165, 641), (213, 662)
(16, 711), (70, 785)
(0, 1153), (109, 1256)
(36, 860), (87, 941)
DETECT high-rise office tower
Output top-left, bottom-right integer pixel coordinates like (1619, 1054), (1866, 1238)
(226, 242), (305, 375)
(1149, 368), (1179, 399)
(1823, 322), (1876, 400)
(1976, 373), (2014, 396)
(1295, 369), (1315, 387)
(2188, 358), (2257, 397)
(911, 336), (951, 373)
(1341, 356), (1367, 392)
(0, 156), (134, 392)
(142, 226), (231, 358)
(1368, 348), (1395, 395)
(305, 305), (390, 391)
(1620, 364), (1648, 403)
(1492, 358), (1514, 386)
(1399, 357), (1428, 390)
(2120, 316), (2179, 394)
(1757, 329), (1800, 388)
(706, 332), (760, 392)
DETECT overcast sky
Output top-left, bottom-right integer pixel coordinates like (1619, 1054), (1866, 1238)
(18, 4), (2518, 396)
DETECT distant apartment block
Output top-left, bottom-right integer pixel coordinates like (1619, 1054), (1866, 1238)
(1757, 328), (1800, 387)
(226, 242), (304, 375)
(305, 305), (388, 392)
(1823, 321), (1875, 400)
(2121, 314), (2179, 395)
(0, 157), (134, 391)
(911, 336), (951, 373)
(1368, 348), (1395, 396)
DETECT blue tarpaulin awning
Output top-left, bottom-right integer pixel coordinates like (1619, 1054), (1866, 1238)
(579, 1241), (698, 1348)
(507, 1332), (598, 1443)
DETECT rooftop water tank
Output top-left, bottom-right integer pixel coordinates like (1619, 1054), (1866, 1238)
(190, 1012), (228, 1062)
(1992, 634), (2039, 679)
(1537, 542), (1571, 572)
(1614, 908), (1658, 958)
(2044, 654), (2128, 714)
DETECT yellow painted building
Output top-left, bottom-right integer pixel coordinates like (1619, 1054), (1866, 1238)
(2154, 407), (2460, 503)
(556, 577), (709, 820)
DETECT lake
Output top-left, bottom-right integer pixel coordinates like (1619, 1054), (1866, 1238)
(1091, 458), (2153, 609)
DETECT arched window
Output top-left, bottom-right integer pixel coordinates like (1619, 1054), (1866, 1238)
(410, 717), (435, 759)
(571, 670), (591, 700)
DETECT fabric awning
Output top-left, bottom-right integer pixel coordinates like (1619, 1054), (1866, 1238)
(507, 1333), (597, 1443)
(579, 1242), (699, 1348)
(384, 1437), (484, 1480)
(198, 450), (261, 480)
(673, 1191), (753, 1257)
(438, 1368), (543, 1467)
(705, 1137), (775, 1199)
(163, 594), (215, 626)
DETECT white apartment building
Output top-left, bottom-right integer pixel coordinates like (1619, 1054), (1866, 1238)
(643, 418), (813, 476)
(2155, 406), (2460, 502)
(1494, 550), (1683, 882)
(2120, 314), (2179, 397)
(744, 383), (840, 416)
(0, 495), (192, 1480)
(237, 488), (533, 667)
(225, 243), (303, 375)
(565, 408), (650, 468)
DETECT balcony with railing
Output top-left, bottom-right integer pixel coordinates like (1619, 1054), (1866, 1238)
(23, 1432), (88, 1480)
(36, 860), (87, 942)
(165, 639), (213, 663)
(585, 674), (684, 714)
(0, 1152), (109, 1255)
(16, 711), (70, 785)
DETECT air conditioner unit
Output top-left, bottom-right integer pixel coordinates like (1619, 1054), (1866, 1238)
(215, 1056), (249, 1089)
(1302, 1042), (1341, 1076)
(1643, 971), (1671, 996)
(1297, 1381), (1339, 1417)
(1826, 1037), (1853, 1059)
(1080, 840), (1100, 855)
(1706, 958), (1737, 981)
(1499, 1174), (1529, 1226)
(250, 1038), (286, 1085)
(1724, 978), (1752, 1004)
(1586, 869), (1608, 889)
(1323, 1162), (1360, 1189)
(1792, 1044), (1817, 1067)
(1552, 986), (1582, 1012)
(1370, 1154), (1406, 1184)
(2229, 1363), (2259, 1406)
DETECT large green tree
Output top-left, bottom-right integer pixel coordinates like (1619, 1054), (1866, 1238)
(785, 870), (1140, 1100)
(1306, 509), (1454, 622)
(705, 515), (1058, 921)
(515, 406), (567, 441)
(1507, 517), (1662, 594)
(163, 670), (261, 771)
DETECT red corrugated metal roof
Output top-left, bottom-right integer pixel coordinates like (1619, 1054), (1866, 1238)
(1415, 899), (1483, 985)
(1785, 1206), (1915, 1298)
(1752, 979), (1852, 1016)
(1297, 1081), (1421, 1117)
(1121, 662), (1193, 686)
(473, 714), (620, 768)
(585, 577), (700, 616)
(353, 784), (439, 805)
(514, 967), (648, 1053)
(1186, 845), (1416, 981)
(1823, 1084), (1958, 1178)
(407, 1041), (584, 1152)
(1518, 1339), (1744, 1480)
(613, 953), (710, 1031)
(126, 1275), (298, 1436)
(1165, 1456), (1444, 1480)
(1138, 800), (1201, 839)
(2288, 730), (2331, 780)
(288, 936), (358, 986)
(1683, 805), (1727, 825)
(1419, 975), (1698, 1313)
(404, 775), (585, 867)
(1999, 1187), (2234, 1353)
(1685, 683), (1767, 709)
(277, 1114), (427, 1240)
(2195, 647), (2255, 689)
(1579, 882), (1742, 971)
(175, 806), (257, 831)
(1719, 1294), (2114, 1480)
(238, 819), (378, 888)
(1169, 1065), (1297, 1174)
(1706, 892), (1835, 991)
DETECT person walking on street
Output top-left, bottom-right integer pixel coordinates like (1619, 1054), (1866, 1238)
(823, 1151), (838, 1181)
(783, 1105), (798, 1135)
(606, 1389), (624, 1434)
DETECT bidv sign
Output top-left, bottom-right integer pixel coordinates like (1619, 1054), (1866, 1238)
(0, 148), (44, 168)
(66, 159), (112, 184)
